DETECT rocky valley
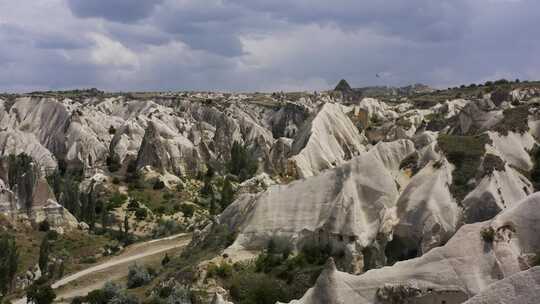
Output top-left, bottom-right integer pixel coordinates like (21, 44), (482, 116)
(1, 79), (540, 304)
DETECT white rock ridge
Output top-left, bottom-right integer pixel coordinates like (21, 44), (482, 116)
(288, 102), (367, 178)
(220, 140), (415, 272)
(283, 192), (540, 304)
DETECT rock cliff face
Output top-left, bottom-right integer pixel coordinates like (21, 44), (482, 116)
(462, 266), (540, 304)
(288, 103), (368, 178)
(0, 155), (77, 228)
(220, 140), (415, 272)
(182, 84), (540, 303)
(282, 193), (540, 304)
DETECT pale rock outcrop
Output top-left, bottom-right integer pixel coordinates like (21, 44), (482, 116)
(236, 173), (276, 195)
(210, 293), (234, 304)
(269, 137), (293, 174)
(462, 266), (540, 304)
(356, 98), (398, 121)
(390, 159), (459, 259)
(411, 130), (438, 149)
(110, 119), (146, 162)
(268, 102), (310, 138)
(486, 131), (535, 171)
(136, 120), (204, 176)
(0, 129), (56, 170)
(284, 193), (540, 304)
(510, 87), (540, 103)
(462, 162), (532, 223)
(432, 99), (470, 118)
(456, 102), (502, 135)
(220, 141), (414, 271)
(289, 103), (367, 178)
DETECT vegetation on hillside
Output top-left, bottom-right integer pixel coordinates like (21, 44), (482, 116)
(493, 105), (531, 135)
(0, 233), (18, 300)
(438, 134), (490, 202)
(228, 142), (258, 182)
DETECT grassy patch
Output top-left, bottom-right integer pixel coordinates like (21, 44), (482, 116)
(50, 231), (111, 273)
(530, 145), (540, 191)
(438, 134), (490, 202)
(493, 105), (530, 135)
(480, 226), (495, 243)
(481, 154), (506, 177)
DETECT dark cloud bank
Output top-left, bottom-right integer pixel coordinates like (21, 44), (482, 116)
(0, 0), (538, 92)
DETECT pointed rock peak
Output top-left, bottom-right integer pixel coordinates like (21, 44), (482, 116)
(323, 257), (338, 273)
(334, 79), (352, 92)
(311, 257), (342, 303)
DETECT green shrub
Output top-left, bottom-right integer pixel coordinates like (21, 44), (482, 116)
(480, 226), (495, 243)
(493, 105), (530, 135)
(134, 208), (147, 220)
(153, 180), (166, 190)
(75, 281), (137, 304)
(127, 263), (153, 289)
(26, 279), (56, 304)
(179, 204), (195, 218)
(530, 145), (540, 191)
(39, 220), (51, 232)
(161, 254), (170, 266)
(106, 153), (121, 173)
(127, 200), (140, 211)
(230, 272), (288, 304)
(152, 219), (183, 239)
(207, 261), (233, 279)
(109, 193), (128, 209)
(482, 154), (506, 176)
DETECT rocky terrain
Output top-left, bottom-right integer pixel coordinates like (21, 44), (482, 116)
(1, 79), (540, 303)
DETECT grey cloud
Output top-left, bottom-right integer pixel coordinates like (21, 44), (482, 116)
(1, 0), (539, 92)
(67, 0), (164, 23)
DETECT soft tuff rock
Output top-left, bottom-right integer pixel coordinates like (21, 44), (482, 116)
(289, 103), (367, 178)
(220, 140), (415, 272)
(283, 192), (540, 304)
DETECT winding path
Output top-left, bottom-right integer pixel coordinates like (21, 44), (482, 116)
(13, 233), (191, 304)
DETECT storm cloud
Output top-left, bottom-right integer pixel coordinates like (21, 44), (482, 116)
(0, 0), (538, 92)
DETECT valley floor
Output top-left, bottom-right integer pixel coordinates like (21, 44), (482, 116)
(12, 233), (192, 304)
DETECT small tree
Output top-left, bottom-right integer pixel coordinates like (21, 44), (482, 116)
(38, 235), (50, 275)
(228, 142), (258, 181)
(161, 254), (170, 266)
(26, 278), (56, 304)
(220, 178), (235, 209)
(0, 233), (18, 295)
(106, 153), (121, 173)
(123, 215), (130, 241)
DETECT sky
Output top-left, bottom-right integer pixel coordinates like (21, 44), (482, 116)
(0, 0), (539, 93)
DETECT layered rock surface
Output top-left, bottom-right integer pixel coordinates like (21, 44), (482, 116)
(283, 193), (540, 304)
(220, 140), (415, 272)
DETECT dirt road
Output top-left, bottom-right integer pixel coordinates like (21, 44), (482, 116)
(13, 233), (191, 304)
